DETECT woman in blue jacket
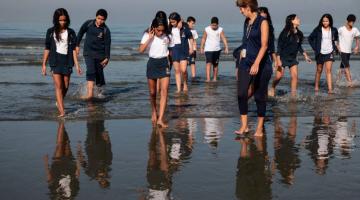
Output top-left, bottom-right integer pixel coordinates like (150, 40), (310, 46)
(41, 8), (82, 117)
(308, 14), (339, 93)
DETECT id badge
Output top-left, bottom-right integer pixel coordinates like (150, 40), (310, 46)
(240, 49), (247, 58)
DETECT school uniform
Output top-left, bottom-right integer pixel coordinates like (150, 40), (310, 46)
(45, 27), (77, 75)
(188, 29), (198, 65)
(338, 26), (360, 68)
(277, 30), (305, 68)
(76, 20), (111, 86)
(141, 32), (171, 79)
(308, 26), (338, 65)
(204, 26), (223, 65)
(170, 25), (193, 62)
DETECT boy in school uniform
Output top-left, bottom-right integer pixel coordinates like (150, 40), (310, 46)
(187, 16), (199, 79)
(200, 17), (229, 82)
(76, 9), (111, 99)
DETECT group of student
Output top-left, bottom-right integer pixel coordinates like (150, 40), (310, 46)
(41, 0), (360, 137)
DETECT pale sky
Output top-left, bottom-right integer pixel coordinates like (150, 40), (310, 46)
(0, 0), (359, 27)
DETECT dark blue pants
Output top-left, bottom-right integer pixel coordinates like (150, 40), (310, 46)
(237, 65), (272, 117)
(85, 57), (106, 86)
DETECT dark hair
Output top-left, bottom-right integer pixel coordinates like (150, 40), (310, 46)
(52, 8), (70, 42)
(155, 11), (169, 34)
(96, 9), (108, 20)
(236, 0), (258, 12)
(347, 14), (356, 22)
(258, 7), (273, 26)
(318, 13), (333, 28)
(187, 16), (196, 23)
(211, 17), (219, 24)
(155, 11), (167, 19)
(282, 14), (304, 43)
(151, 17), (170, 36)
(169, 12), (181, 30)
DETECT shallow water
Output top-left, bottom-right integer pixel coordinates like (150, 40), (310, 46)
(0, 116), (359, 199)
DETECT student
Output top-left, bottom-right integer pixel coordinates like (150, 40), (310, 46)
(337, 14), (360, 87)
(139, 17), (171, 128)
(169, 12), (194, 93)
(187, 16), (199, 79)
(308, 14), (339, 93)
(76, 9), (111, 99)
(258, 7), (277, 70)
(41, 8), (82, 117)
(269, 14), (312, 97)
(235, 0), (273, 137)
(200, 17), (229, 82)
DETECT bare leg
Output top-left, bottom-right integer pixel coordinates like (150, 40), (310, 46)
(290, 65), (298, 97)
(315, 64), (323, 92)
(63, 75), (71, 98)
(53, 74), (65, 117)
(191, 64), (196, 78)
(324, 61), (333, 93)
(344, 67), (353, 87)
(235, 114), (249, 135)
(157, 77), (170, 128)
(87, 81), (95, 99)
(173, 62), (181, 93)
(213, 64), (219, 81)
(147, 79), (158, 126)
(180, 60), (188, 92)
(206, 63), (212, 82)
(269, 66), (284, 97)
(254, 117), (265, 137)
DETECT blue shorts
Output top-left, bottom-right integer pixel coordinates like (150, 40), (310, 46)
(171, 45), (189, 62)
(316, 53), (335, 65)
(205, 50), (221, 65)
(85, 57), (105, 86)
(147, 57), (171, 79)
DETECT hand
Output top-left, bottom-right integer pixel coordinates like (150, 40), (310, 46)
(249, 63), (259, 75)
(41, 64), (47, 76)
(305, 56), (312, 63)
(76, 65), (83, 75)
(277, 60), (282, 68)
(148, 29), (155, 39)
(100, 58), (109, 68)
(200, 48), (204, 54)
(354, 46), (359, 55)
(75, 46), (80, 55)
(224, 48), (229, 54)
(189, 48), (194, 55)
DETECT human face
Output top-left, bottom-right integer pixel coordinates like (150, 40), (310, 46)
(188, 21), (195, 29)
(154, 25), (165, 37)
(58, 15), (67, 28)
(95, 15), (106, 27)
(211, 23), (219, 30)
(322, 17), (330, 28)
(292, 16), (301, 27)
(170, 19), (178, 28)
(347, 21), (354, 28)
(239, 6), (251, 17)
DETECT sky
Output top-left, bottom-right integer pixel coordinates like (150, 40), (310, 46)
(0, 0), (359, 27)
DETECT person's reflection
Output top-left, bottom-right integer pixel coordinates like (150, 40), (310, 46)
(306, 110), (335, 175)
(235, 135), (272, 200)
(202, 118), (225, 150)
(146, 128), (171, 200)
(273, 103), (300, 185)
(334, 117), (356, 158)
(79, 119), (113, 189)
(43, 120), (80, 199)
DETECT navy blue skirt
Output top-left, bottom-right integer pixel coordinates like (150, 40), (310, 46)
(50, 53), (72, 75)
(147, 57), (171, 79)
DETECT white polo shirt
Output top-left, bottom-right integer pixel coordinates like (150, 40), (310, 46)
(141, 32), (169, 58)
(338, 26), (360, 53)
(204, 26), (223, 52)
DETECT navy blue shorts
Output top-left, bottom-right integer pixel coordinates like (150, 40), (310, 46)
(188, 51), (197, 65)
(205, 50), (221, 65)
(281, 57), (299, 68)
(340, 53), (351, 68)
(85, 57), (106, 86)
(147, 57), (171, 79)
(316, 53), (335, 65)
(50, 53), (72, 75)
(171, 45), (189, 62)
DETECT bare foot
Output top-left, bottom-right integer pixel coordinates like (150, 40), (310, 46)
(234, 127), (249, 135)
(328, 90), (334, 94)
(213, 79), (217, 82)
(348, 82), (353, 88)
(268, 87), (275, 97)
(58, 113), (65, 118)
(151, 113), (157, 126)
(205, 80), (211, 83)
(157, 120), (168, 128)
(254, 129), (264, 137)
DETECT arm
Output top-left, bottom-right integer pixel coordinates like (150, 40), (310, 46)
(138, 32), (153, 53)
(188, 38), (194, 54)
(41, 29), (51, 76)
(308, 29), (316, 51)
(249, 20), (269, 75)
(220, 31), (229, 54)
(100, 27), (111, 67)
(70, 31), (82, 75)
(75, 21), (89, 55)
(200, 30), (207, 54)
(354, 34), (360, 54)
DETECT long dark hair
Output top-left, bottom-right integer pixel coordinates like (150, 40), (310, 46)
(151, 17), (170, 37)
(282, 14), (304, 43)
(52, 8), (70, 42)
(155, 11), (169, 35)
(317, 13), (333, 29)
(168, 12), (181, 30)
(258, 7), (273, 26)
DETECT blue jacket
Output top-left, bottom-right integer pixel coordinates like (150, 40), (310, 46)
(308, 26), (338, 57)
(45, 27), (77, 67)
